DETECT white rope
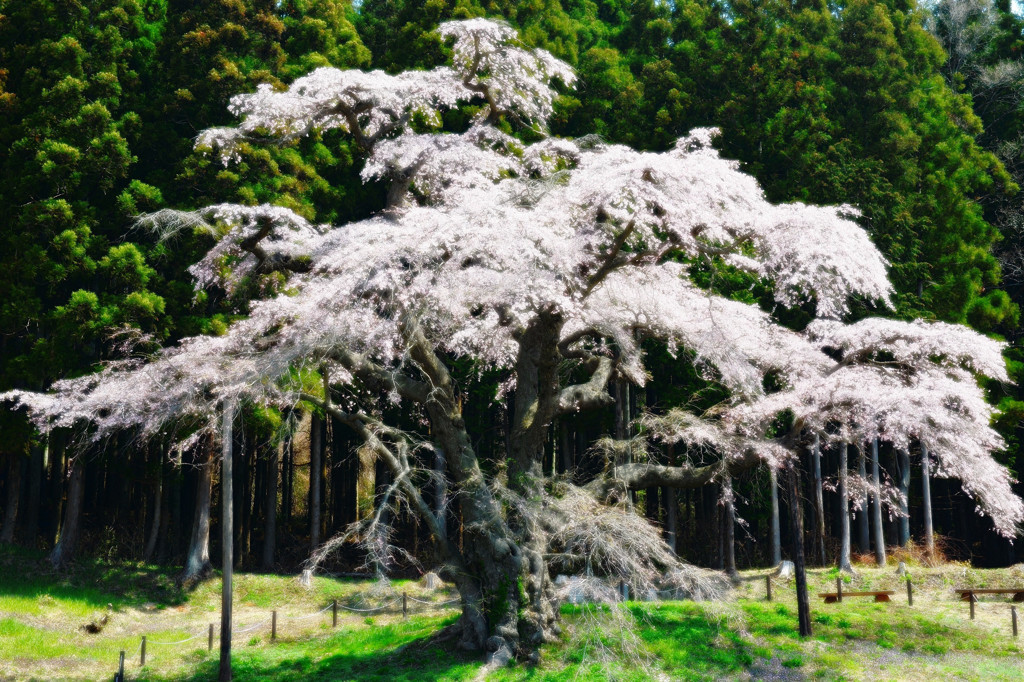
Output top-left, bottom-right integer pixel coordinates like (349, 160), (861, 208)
(406, 595), (460, 606)
(233, 619), (271, 635)
(336, 597), (399, 613)
(146, 632), (204, 645)
(287, 603), (335, 621)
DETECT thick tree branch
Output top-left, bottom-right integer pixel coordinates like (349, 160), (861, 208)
(556, 356), (614, 415)
(234, 215), (314, 279)
(586, 447), (764, 499)
(332, 348), (432, 404)
(583, 219), (636, 296)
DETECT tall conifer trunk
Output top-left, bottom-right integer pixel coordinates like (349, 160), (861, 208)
(857, 445), (869, 554)
(724, 474), (737, 577)
(811, 434), (826, 565)
(786, 459), (812, 637)
(897, 448), (911, 546)
(921, 443), (935, 557)
(769, 465), (782, 566)
(870, 438), (886, 566)
(838, 443), (853, 572)
(1, 455), (22, 543)
(261, 442), (278, 570)
(664, 444), (677, 554)
(49, 455), (85, 569)
(309, 412), (322, 552)
(181, 438), (214, 585)
(144, 451), (163, 562)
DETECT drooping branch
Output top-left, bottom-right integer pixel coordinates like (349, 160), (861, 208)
(299, 392), (461, 566)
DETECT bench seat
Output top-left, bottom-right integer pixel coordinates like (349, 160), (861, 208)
(955, 589), (1024, 602)
(818, 590), (895, 604)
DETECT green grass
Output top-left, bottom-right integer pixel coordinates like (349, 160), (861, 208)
(153, 614), (480, 682)
(5, 545), (1024, 681)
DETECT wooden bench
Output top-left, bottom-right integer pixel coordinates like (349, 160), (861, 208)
(956, 589), (1024, 602)
(818, 590), (895, 604)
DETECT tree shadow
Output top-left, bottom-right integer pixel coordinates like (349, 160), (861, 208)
(0, 544), (189, 612)
(166, 619), (481, 682)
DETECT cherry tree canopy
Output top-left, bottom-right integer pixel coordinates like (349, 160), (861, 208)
(5, 17), (1019, 657)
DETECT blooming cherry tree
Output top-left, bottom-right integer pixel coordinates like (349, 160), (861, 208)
(5, 18), (1019, 658)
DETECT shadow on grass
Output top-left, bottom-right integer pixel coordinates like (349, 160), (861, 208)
(156, 615), (480, 682)
(626, 603), (763, 680)
(0, 543), (189, 612)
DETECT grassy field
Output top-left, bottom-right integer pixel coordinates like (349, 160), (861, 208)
(3, 544), (1024, 681)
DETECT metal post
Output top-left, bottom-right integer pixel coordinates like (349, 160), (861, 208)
(403, 592), (408, 618)
(117, 650), (125, 682)
(332, 599), (338, 627)
(271, 610), (277, 641)
(766, 575), (772, 602)
(906, 580), (913, 606)
(1013, 606), (1019, 638)
(140, 636), (146, 666)
(209, 623), (214, 652)
(837, 576), (843, 603)
(970, 592), (976, 620)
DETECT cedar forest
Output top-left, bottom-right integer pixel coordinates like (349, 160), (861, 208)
(2, 0), (1024, 665)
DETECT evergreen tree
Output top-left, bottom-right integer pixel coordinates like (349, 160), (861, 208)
(0, 0), (168, 389)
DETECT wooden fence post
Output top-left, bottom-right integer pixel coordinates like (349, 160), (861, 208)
(906, 580), (913, 606)
(115, 650), (125, 682)
(140, 636), (146, 666)
(836, 576), (843, 603)
(271, 610), (277, 641)
(970, 592), (976, 620)
(403, 592), (408, 619)
(332, 599), (338, 628)
(1013, 606), (1018, 638)
(766, 575), (772, 602)
(209, 623), (214, 652)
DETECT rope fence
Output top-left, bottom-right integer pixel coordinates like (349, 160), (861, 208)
(108, 576), (1024, 678)
(107, 588), (462, 679)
